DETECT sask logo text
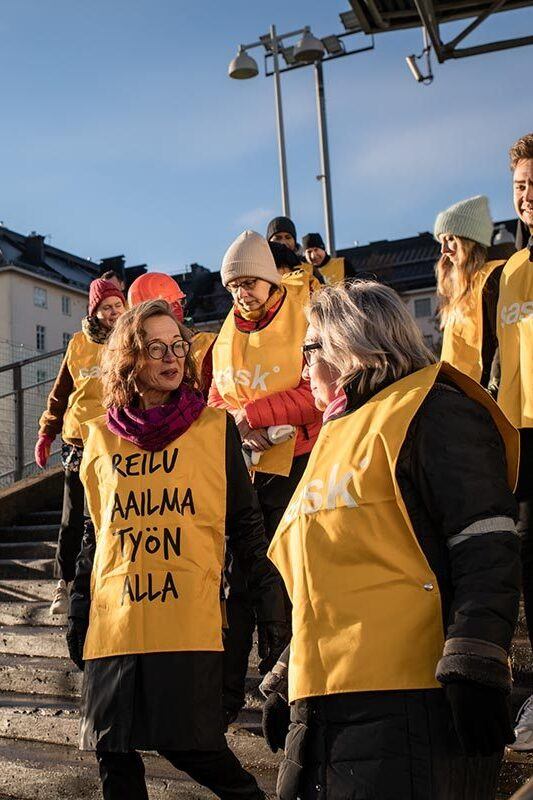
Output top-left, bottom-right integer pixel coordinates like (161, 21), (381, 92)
(79, 366), (101, 379)
(283, 463), (358, 524)
(215, 364), (280, 391)
(500, 301), (533, 326)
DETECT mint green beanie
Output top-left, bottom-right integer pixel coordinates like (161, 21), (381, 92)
(434, 195), (493, 248)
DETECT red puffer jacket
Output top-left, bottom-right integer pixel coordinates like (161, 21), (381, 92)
(208, 375), (322, 457)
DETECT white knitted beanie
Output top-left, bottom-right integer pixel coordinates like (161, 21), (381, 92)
(434, 195), (493, 248)
(221, 230), (281, 287)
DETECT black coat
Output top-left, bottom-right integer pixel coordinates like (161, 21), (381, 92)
(279, 381), (521, 800)
(70, 415), (285, 752)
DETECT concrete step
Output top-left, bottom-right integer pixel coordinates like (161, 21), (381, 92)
(0, 559), (54, 580)
(0, 735), (278, 799)
(0, 541), (56, 560)
(512, 638), (533, 688)
(0, 600), (62, 627)
(0, 579), (54, 603)
(0, 655), (81, 699)
(17, 510), (62, 526)
(0, 525), (59, 543)
(0, 626), (68, 659)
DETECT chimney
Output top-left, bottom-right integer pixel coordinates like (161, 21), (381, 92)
(21, 232), (46, 266)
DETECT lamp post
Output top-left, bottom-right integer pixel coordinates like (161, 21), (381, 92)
(229, 26), (373, 255)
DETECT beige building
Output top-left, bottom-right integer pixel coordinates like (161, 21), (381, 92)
(0, 266), (88, 360)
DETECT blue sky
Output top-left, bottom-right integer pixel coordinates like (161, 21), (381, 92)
(1, 0), (532, 272)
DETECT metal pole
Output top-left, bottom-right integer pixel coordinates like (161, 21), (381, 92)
(270, 24), (291, 217)
(13, 363), (24, 482)
(314, 61), (336, 255)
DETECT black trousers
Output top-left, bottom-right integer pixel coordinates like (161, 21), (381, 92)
(96, 747), (264, 800)
(518, 430), (533, 649)
(222, 455), (309, 717)
(54, 467), (86, 583)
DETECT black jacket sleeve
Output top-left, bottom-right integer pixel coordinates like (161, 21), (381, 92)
(68, 518), (96, 623)
(406, 385), (520, 692)
(224, 415), (286, 624)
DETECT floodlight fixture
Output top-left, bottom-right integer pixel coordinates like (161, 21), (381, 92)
(340, 9), (359, 31)
(228, 47), (259, 79)
(293, 27), (325, 63)
(322, 35), (345, 55)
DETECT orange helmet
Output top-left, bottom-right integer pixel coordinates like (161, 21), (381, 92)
(128, 272), (186, 321)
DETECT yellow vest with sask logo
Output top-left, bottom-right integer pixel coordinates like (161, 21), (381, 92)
(62, 331), (105, 442)
(319, 256), (345, 285)
(441, 260), (504, 383)
(212, 273), (310, 477)
(80, 406), (227, 660)
(497, 247), (533, 428)
(268, 362), (518, 703)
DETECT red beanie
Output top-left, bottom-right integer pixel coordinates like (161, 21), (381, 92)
(88, 279), (126, 317)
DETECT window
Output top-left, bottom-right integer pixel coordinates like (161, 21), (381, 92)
(33, 287), (47, 308)
(414, 297), (432, 318)
(62, 332), (71, 348)
(36, 369), (46, 384)
(36, 325), (46, 352)
(62, 295), (71, 316)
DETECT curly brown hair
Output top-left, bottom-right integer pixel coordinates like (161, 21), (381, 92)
(100, 299), (199, 409)
(509, 133), (533, 171)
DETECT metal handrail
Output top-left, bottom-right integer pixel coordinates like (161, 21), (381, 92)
(0, 347), (64, 374)
(0, 347), (66, 484)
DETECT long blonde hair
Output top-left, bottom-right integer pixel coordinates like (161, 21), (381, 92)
(436, 237), (488, 328)
(307, 280), (435, 397)
(100, 300), (199, 409)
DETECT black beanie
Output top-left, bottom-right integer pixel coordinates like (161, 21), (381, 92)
(269, 242), (302, 270)
(266, 216), (297, 242)
(302, 232), (326, 251)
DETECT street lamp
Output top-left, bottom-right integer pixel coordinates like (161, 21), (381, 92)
(229, 25), (319, 217)
(229, 26), (373, 254)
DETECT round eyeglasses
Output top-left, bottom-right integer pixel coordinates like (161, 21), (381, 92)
(145, 339), (190, 360)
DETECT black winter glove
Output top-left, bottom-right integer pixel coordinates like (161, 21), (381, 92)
(66, 618), (88, 671)
(257, 622), (291, 675)
(262, 692), (290, 753)
(446, 681), (515, 756)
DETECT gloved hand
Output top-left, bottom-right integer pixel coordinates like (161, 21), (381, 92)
(66, 618), (88, 671)
(446, 681), (515, 756)
(35, 434), (54, 469)
(262, 692), (290, 753)
(257, 622), (291, 675)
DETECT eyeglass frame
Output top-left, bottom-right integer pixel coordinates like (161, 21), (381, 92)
(302, 342), (323, 367)
(144, 339), (191, 361)
(226, 278), (259, 294)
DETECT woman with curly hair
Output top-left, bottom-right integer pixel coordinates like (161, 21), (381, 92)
(67, 299), (287, 800)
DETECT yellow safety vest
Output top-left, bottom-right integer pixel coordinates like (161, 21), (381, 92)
(212, 273), (310, 477)
(80, 407), (227, 660)
(319, 257), (345, 285)
(268, 362), (518, 703)
(190, 331), (217, 376)
(440, 260), (504, 383)
(497, 247), (533, 428)
(62, 331), (105, 442)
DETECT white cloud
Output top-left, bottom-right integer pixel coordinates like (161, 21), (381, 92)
(235, 206), (275, 229)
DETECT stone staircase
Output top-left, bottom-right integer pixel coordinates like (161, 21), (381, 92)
(0, 506), (531, 799)
(0, 508), (280, 799)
